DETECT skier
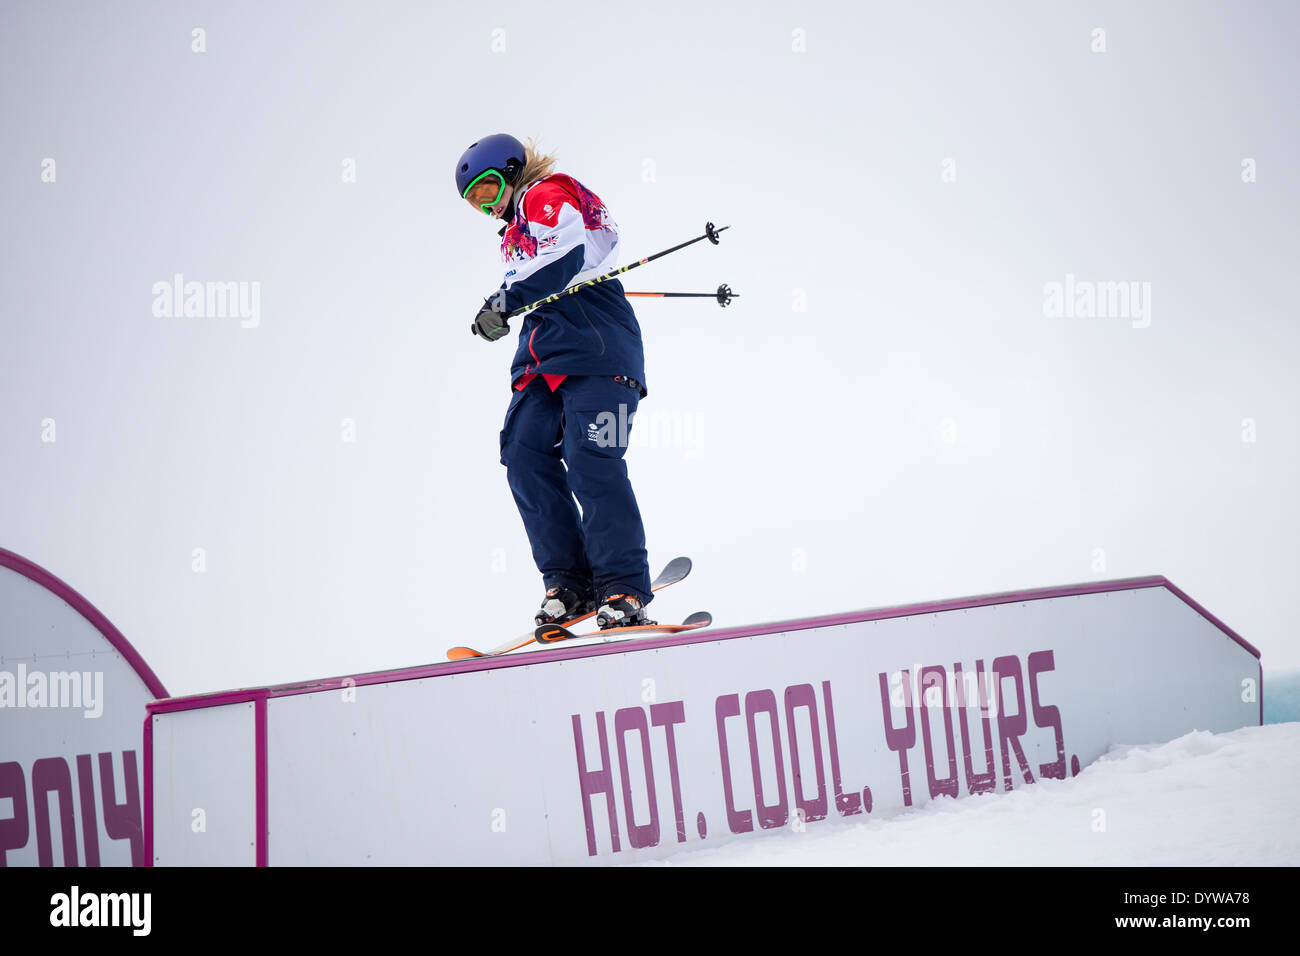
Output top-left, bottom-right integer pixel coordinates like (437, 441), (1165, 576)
(456, 133), (654, 629)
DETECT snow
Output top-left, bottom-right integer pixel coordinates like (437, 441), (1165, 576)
(641, 723), (1300, 866)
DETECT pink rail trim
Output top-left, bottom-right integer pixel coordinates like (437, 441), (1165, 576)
(147, 574), (1257, 708)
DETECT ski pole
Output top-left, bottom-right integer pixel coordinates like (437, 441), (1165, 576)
(503, 222), (730, 319)
(624, 283), (738, 308)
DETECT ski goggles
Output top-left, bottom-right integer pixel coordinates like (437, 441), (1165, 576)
(462, 169), (509, 214)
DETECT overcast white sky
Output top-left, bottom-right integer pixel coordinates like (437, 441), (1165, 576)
(2, 1), (1297, 696)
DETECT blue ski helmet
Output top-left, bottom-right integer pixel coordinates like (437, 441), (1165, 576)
(455, 133), (526, 197)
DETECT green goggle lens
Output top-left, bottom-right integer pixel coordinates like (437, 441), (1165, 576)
(463, 169), (507, 214)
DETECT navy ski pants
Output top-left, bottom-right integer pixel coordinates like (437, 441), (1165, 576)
(499, 375), (652, 604)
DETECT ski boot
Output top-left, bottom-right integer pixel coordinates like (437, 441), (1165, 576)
(534, 586), (595, 627)
(596, 593), (656, 630)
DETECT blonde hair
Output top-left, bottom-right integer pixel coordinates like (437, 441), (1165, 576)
(513, 136), (559, 190)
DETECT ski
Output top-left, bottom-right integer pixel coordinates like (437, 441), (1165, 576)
(445, 556), (692, 661)
(535, 611), (712, 645)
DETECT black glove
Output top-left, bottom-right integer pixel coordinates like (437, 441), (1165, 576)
(471, 297), (511, 342)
